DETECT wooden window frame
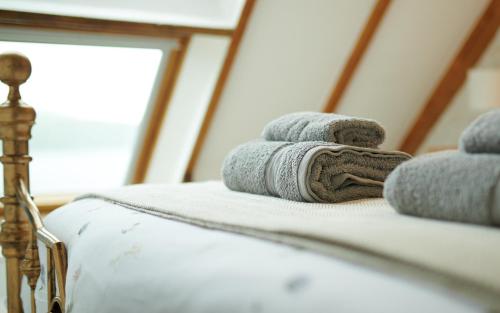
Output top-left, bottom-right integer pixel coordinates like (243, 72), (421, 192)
(183, 0), (256, 182)
(0, 10), (233, 38)
(0, 9), (235, 212)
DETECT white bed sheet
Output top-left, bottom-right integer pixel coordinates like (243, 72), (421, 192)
(0, 198), (485, 313)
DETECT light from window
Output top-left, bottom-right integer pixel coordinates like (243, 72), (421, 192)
(0, 41), (163, 194)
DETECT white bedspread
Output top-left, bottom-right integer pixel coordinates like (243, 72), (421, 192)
(80, 182), (500, 301)
(1, 180), (498, 312)
(0, 198), (488, 312)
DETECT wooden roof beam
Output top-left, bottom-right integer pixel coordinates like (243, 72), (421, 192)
(399, 0), (500, 154)
(322, 0), (392, 113)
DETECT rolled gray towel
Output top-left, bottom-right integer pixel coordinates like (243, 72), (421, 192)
(384, 151), (500, 226)
(222, 140), (410, 203)
(262, 112), (385, 148)
(459, 109), (500, 154)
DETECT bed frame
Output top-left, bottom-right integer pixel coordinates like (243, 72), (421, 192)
(0, 53), (67, 313)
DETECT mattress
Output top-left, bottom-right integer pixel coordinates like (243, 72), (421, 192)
(0, 196), (491, 313)
(80, 181), (500, 299)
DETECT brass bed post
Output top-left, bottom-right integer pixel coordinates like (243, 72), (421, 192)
(0, 53), (36, 313)
(0, 52), (67, 313)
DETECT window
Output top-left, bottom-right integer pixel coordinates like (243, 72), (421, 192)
(0, 29), (175, 194)
(0, 0), (245, 29)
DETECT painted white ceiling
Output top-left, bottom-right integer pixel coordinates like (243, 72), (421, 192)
(419, 30), (500, 154)
(336, 0), (490, 151)
(4, 0), (493, 182)
(0, 0), (245, 28)
(193, 0), (376, 181)
(191, 0), (494, 181)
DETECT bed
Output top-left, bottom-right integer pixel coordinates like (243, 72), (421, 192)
(2, 196), (490, 313)
(1, 53), (500, 313)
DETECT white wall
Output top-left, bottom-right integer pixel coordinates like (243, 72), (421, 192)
(192, 0), (377, 181)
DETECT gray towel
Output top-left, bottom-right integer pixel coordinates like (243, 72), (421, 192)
(459, 109), (500, 154)
(222, 140), (410, 203)
(384, 151), (500, 226)
(262, 112), (385, 148)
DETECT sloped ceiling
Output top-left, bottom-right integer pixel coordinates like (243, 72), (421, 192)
(191, 0), (493, 181)
(192, 0), (377, 181)
(335, 0), (490, 150)
(419, 30), (500, 153)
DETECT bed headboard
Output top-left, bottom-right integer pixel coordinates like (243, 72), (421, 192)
(0, 53), (67, 313)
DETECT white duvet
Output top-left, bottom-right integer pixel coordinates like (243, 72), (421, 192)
(0, 198), (485, 313)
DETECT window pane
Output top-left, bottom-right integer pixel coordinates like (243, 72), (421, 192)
(0, 41), (163, 194)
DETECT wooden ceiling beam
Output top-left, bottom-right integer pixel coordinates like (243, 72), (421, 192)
(183, 0), (256, 182)
(399, 0), (500, 154)
(0, 10), (234, 38)
(322, 0), (392, 113)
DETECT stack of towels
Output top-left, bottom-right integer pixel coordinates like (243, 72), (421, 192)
(222, 112), (411, 203)
(385, 109), (500, 227)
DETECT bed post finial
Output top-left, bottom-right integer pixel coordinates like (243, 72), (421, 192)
(0, 53), (32, 104)
(0, 52), (36, 313)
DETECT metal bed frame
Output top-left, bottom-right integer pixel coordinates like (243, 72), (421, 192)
(0, 52), (67, 313)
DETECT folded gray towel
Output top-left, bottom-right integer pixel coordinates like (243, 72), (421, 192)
(459, 109), (500, 154)
(384, 151), (500, 226)
(222, 140), (410, 203)
(262, 112), (385, 148)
